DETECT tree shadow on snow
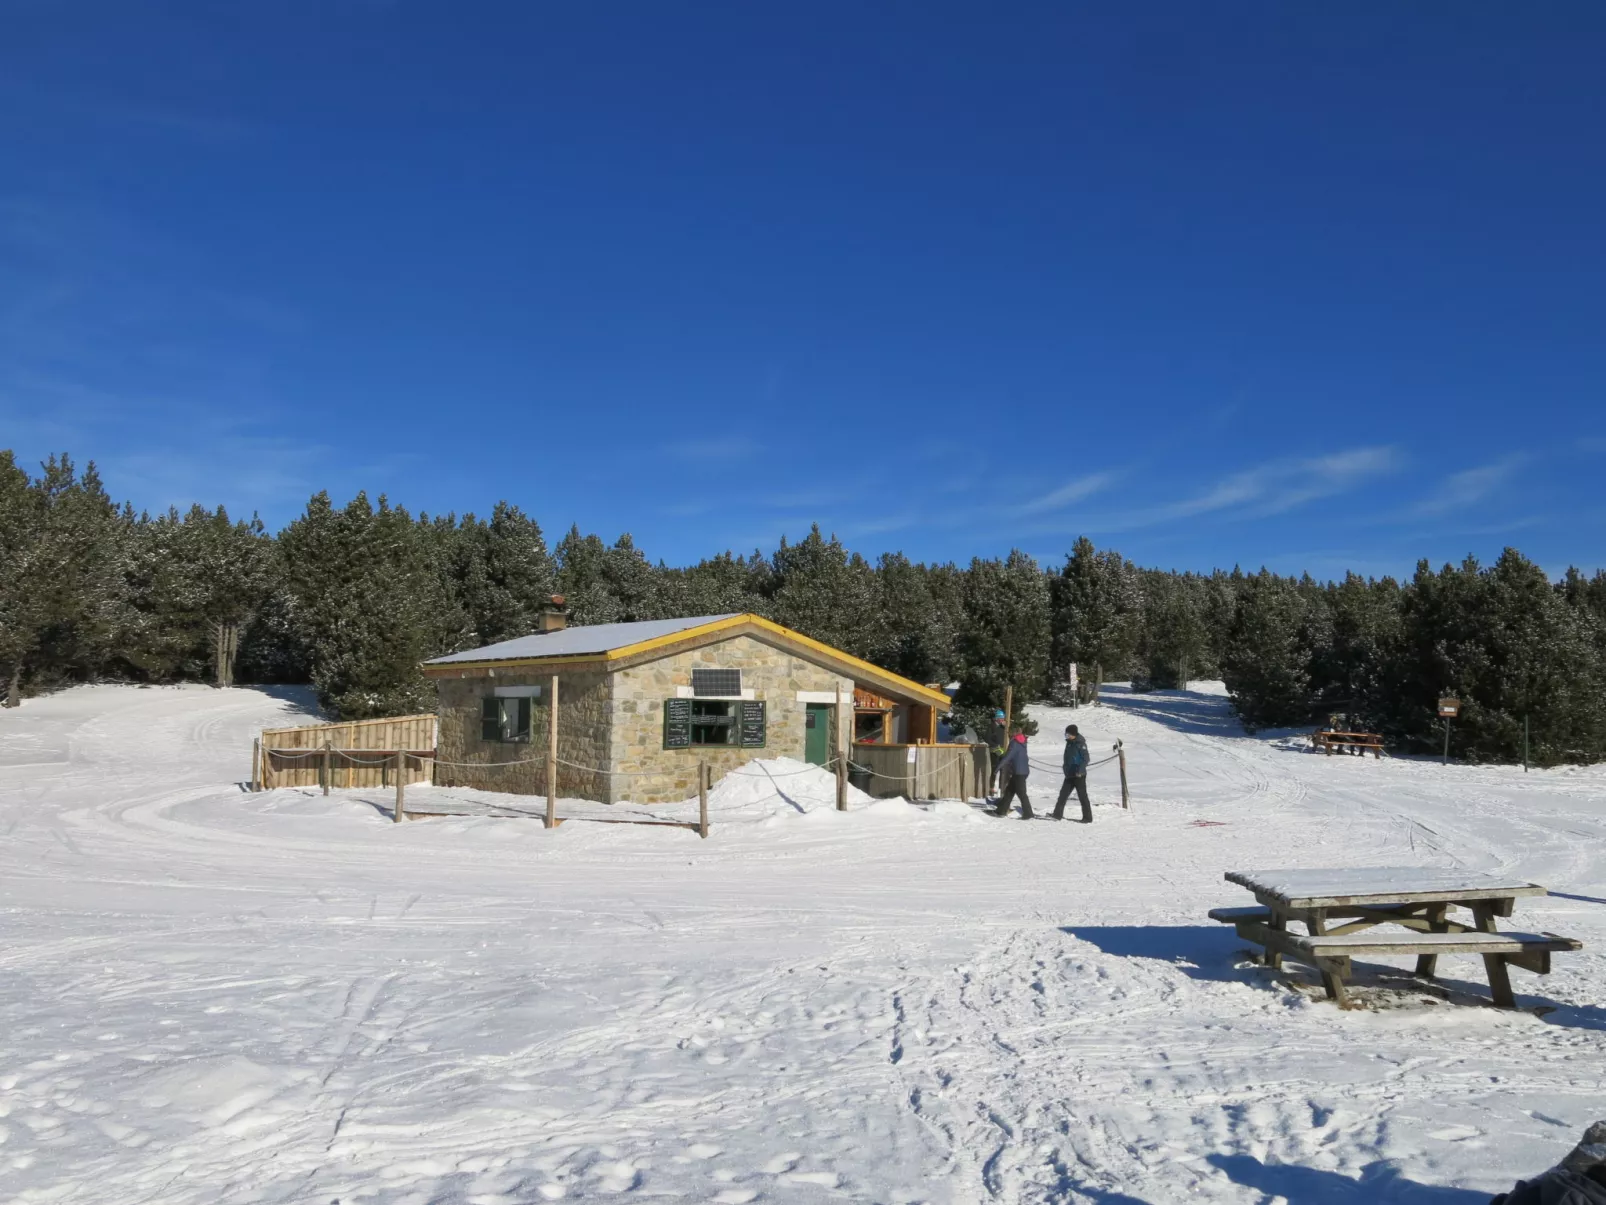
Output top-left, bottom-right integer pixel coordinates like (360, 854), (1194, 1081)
(235, 683), (323, 718)
(1550, 890), (1606, 906)
(1060, 925), (1272, 987)
(1095, 686), (1257, 740)
(1207, 1153), (1490, 1203)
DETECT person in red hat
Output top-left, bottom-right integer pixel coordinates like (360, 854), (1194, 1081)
(991, 729), (1033, 819)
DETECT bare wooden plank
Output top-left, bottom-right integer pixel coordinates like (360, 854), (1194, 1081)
(1208, 905), (1271, 923)
(1265, 928), (1579, 956)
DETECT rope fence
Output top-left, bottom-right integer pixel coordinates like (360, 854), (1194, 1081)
(258, 726), (1131, 830)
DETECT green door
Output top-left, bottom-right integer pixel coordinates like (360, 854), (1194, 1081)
(804, 703), (831, 765)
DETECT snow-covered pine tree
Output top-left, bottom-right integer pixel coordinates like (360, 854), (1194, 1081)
(448, 502), (556, 645)
(1049, 536), (1143, 696)
(1221, 570), (1314, 731)
(277, 491), (454, 718)
(0, 454), (123, 703)
(954, 549), (1050, 735)
(1136, 571), (1210, 691)
(770, 526), (878, 657)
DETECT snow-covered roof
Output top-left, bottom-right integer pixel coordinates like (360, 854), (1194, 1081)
(426, 615), (741, 665)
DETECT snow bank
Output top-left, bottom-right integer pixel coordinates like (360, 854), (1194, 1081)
(3, 682), (1605, 1204)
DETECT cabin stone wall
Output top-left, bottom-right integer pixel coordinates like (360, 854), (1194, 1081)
(610, 635), (853, 803)
(434, 667), (612, 800)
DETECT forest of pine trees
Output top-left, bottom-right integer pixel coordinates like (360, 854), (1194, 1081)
(4, 450), (1605, 766)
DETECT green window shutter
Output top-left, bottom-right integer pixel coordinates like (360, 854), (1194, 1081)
(481, 698), (501, 742)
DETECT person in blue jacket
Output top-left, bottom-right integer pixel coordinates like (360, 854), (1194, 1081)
(1052, 723), (1093, 822)
(991, 730), (1033, 818)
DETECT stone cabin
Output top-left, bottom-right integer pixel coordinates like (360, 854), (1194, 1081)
(422, 609), (954, 804)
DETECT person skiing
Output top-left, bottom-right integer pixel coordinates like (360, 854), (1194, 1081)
(1052, 723), (1092, 822)
(992, 730), (1033, 819)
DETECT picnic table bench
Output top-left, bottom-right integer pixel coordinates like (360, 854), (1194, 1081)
(1310, 730), (1384, 757)
(1210, 867), (1582, 1008)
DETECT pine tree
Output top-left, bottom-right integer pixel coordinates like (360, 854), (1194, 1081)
(1389, 550), (1606, 762)
(0, 451), (44, 704)
(1049, 536), (1143, 695)
(955, 550), (1050, 733)
(0, 453), (122, 703)
(1307, 572), (1400, 725)
(869, 553), (958, 685)
(277, 492), (453, 718)
(770, 526), (878, 656)
(1221, 570), (1314, 730)
(1137, 571), (1210, 690)
(449, 502), (556, 644)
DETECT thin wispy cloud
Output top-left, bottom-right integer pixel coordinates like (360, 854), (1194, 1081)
(1064, 446), (1402, 533)
(1412, 456), (1526, 517)
(1016, 471), (1118, 515)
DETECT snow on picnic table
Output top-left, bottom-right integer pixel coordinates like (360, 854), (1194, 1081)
(1, 681), (1603, 1204)
(1225, 866), (1547, 902)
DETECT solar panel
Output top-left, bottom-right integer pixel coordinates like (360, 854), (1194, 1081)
(691, 668), (742, 697)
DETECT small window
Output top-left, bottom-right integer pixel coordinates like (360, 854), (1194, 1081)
(692, 668), (742, 698)
(481, 696), (532, 743)
(690, 700), (737, 746)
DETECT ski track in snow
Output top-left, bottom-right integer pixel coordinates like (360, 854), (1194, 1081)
(2, 683), (1604, 1203)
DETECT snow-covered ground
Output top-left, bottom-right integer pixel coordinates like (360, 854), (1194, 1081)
(2, 682), (1603, 1204)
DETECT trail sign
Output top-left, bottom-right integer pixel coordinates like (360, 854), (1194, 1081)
(1438, 698), (1461, 718)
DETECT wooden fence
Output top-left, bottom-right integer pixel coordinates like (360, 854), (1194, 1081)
(850, 742), (989, 801)
(257, 714), (437, 790)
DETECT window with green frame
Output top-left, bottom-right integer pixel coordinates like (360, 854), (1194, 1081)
(481, 696), (532, 743)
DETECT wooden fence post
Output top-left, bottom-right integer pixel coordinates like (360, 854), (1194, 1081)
(1004, 684), (1014, 732)
(699, 761), (709, 838)
(545, 674), (559, 830)
(1117, 739), (1130, 810)
(251, 737), (260, 792)
(394, 751), (406, 823)
(322, 742), (331, 796)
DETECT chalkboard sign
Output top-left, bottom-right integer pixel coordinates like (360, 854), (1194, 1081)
(663, 698), (693, 748)
(739, 700), (767, 748)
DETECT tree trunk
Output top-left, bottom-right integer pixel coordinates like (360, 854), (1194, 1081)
(214, 622), (240, 688)
(4, 661), (20, 708)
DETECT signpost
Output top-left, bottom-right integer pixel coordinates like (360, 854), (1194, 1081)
(1438, 697), (1460, 765)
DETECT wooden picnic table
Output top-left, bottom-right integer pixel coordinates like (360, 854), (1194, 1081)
(1210, 867), (1581, 1009)
(1310, 730), (1384, 757)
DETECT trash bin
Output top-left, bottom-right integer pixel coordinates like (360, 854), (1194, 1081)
(848, 767), (872, 794)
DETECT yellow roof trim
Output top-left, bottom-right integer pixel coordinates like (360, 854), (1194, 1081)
(737, 616), (952, 709)
(596, 613), (751, 663)
(422, 613), (952, 710)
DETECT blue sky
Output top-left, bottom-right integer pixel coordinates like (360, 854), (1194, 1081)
(3, 2), (1603, 579)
